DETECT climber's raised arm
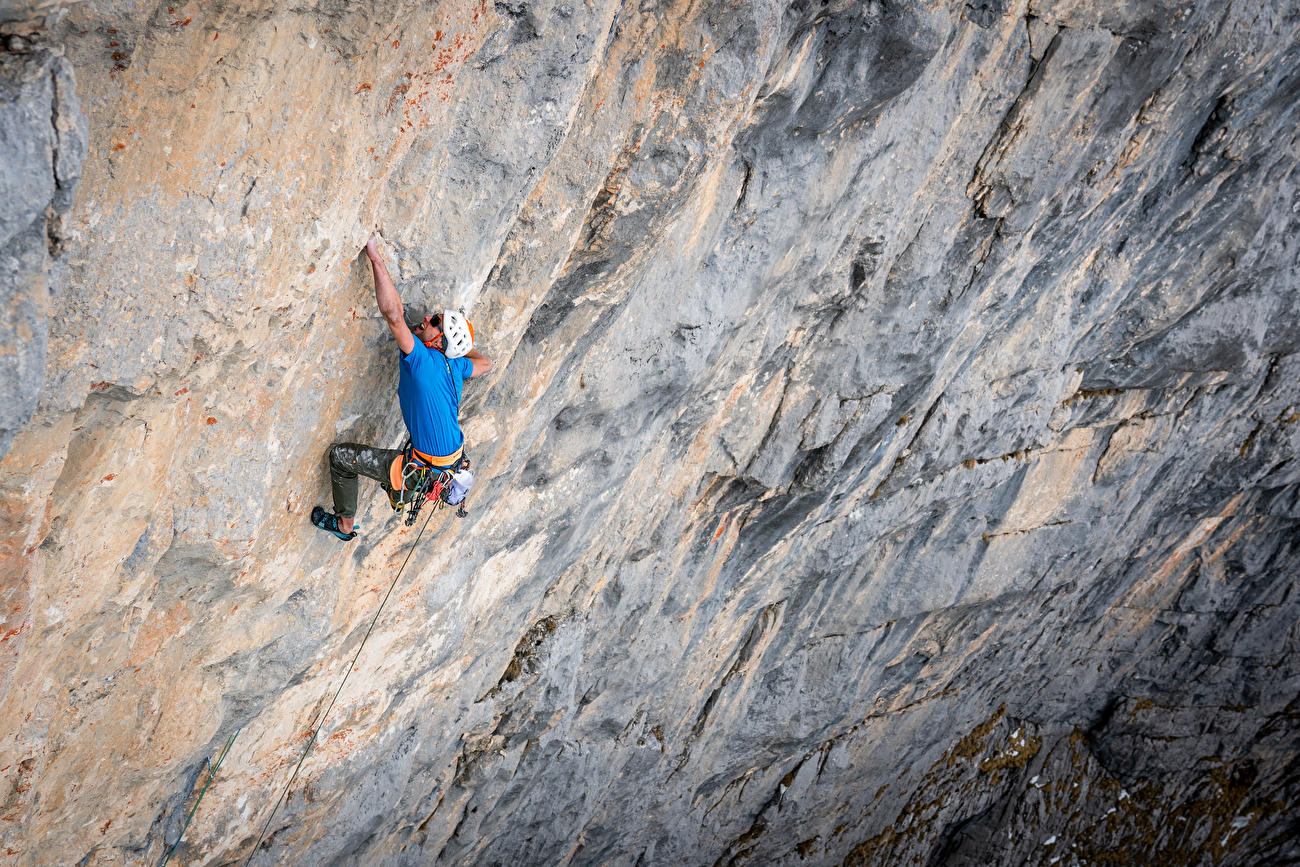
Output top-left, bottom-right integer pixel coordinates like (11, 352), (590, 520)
(365, 234), (415, 355)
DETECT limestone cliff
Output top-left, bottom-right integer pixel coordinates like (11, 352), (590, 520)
(1, 0), (1297, 864)
(0, 0), (86, 459)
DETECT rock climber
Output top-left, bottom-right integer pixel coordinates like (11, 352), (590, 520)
(312, 234), (492, 541)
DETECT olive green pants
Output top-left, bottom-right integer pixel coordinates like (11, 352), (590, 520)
(328, 442), (402, 519)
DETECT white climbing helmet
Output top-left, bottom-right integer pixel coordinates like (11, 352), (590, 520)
(441, 309), (474, 358)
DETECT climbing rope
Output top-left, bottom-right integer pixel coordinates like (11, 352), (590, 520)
(241, 505), (437, 866)
(159, 728), (240, 867)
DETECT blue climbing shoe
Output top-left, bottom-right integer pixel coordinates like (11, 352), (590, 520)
(312, 506), (358, 541)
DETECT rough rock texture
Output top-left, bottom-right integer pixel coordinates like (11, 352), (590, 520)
(1, 0), (1298, 864)
(0, 0), (87, 460)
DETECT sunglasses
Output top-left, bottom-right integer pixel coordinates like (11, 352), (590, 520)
(407, 313), (443, 332)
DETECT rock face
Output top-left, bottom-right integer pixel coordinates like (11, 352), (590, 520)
(0, 0), (1297, 863)
(0, 0), (86, 460)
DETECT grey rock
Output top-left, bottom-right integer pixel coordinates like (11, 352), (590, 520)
(524, 8), (546, 37)
(0, 0), (1297, 864)
(0, 38), (86, 460)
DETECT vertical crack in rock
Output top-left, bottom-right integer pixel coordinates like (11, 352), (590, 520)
(0, 29), (86, 460)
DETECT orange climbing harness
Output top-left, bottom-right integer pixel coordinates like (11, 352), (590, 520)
(387, 440), (471, 524)
(387, 444), (464, 492)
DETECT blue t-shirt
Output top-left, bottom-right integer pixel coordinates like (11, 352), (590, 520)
(398, 342), (474, 458)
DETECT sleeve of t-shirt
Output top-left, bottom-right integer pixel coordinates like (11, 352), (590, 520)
(402, 342), (428, 374)
(452, 356), (474, 379)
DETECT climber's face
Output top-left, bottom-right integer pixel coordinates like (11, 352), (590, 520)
(411, 314), (442, 348)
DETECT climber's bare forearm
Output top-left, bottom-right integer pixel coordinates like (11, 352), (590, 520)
(366, 239), (402, 322)
(466, 348), (492, 377)
(365, 235), (415, 353)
